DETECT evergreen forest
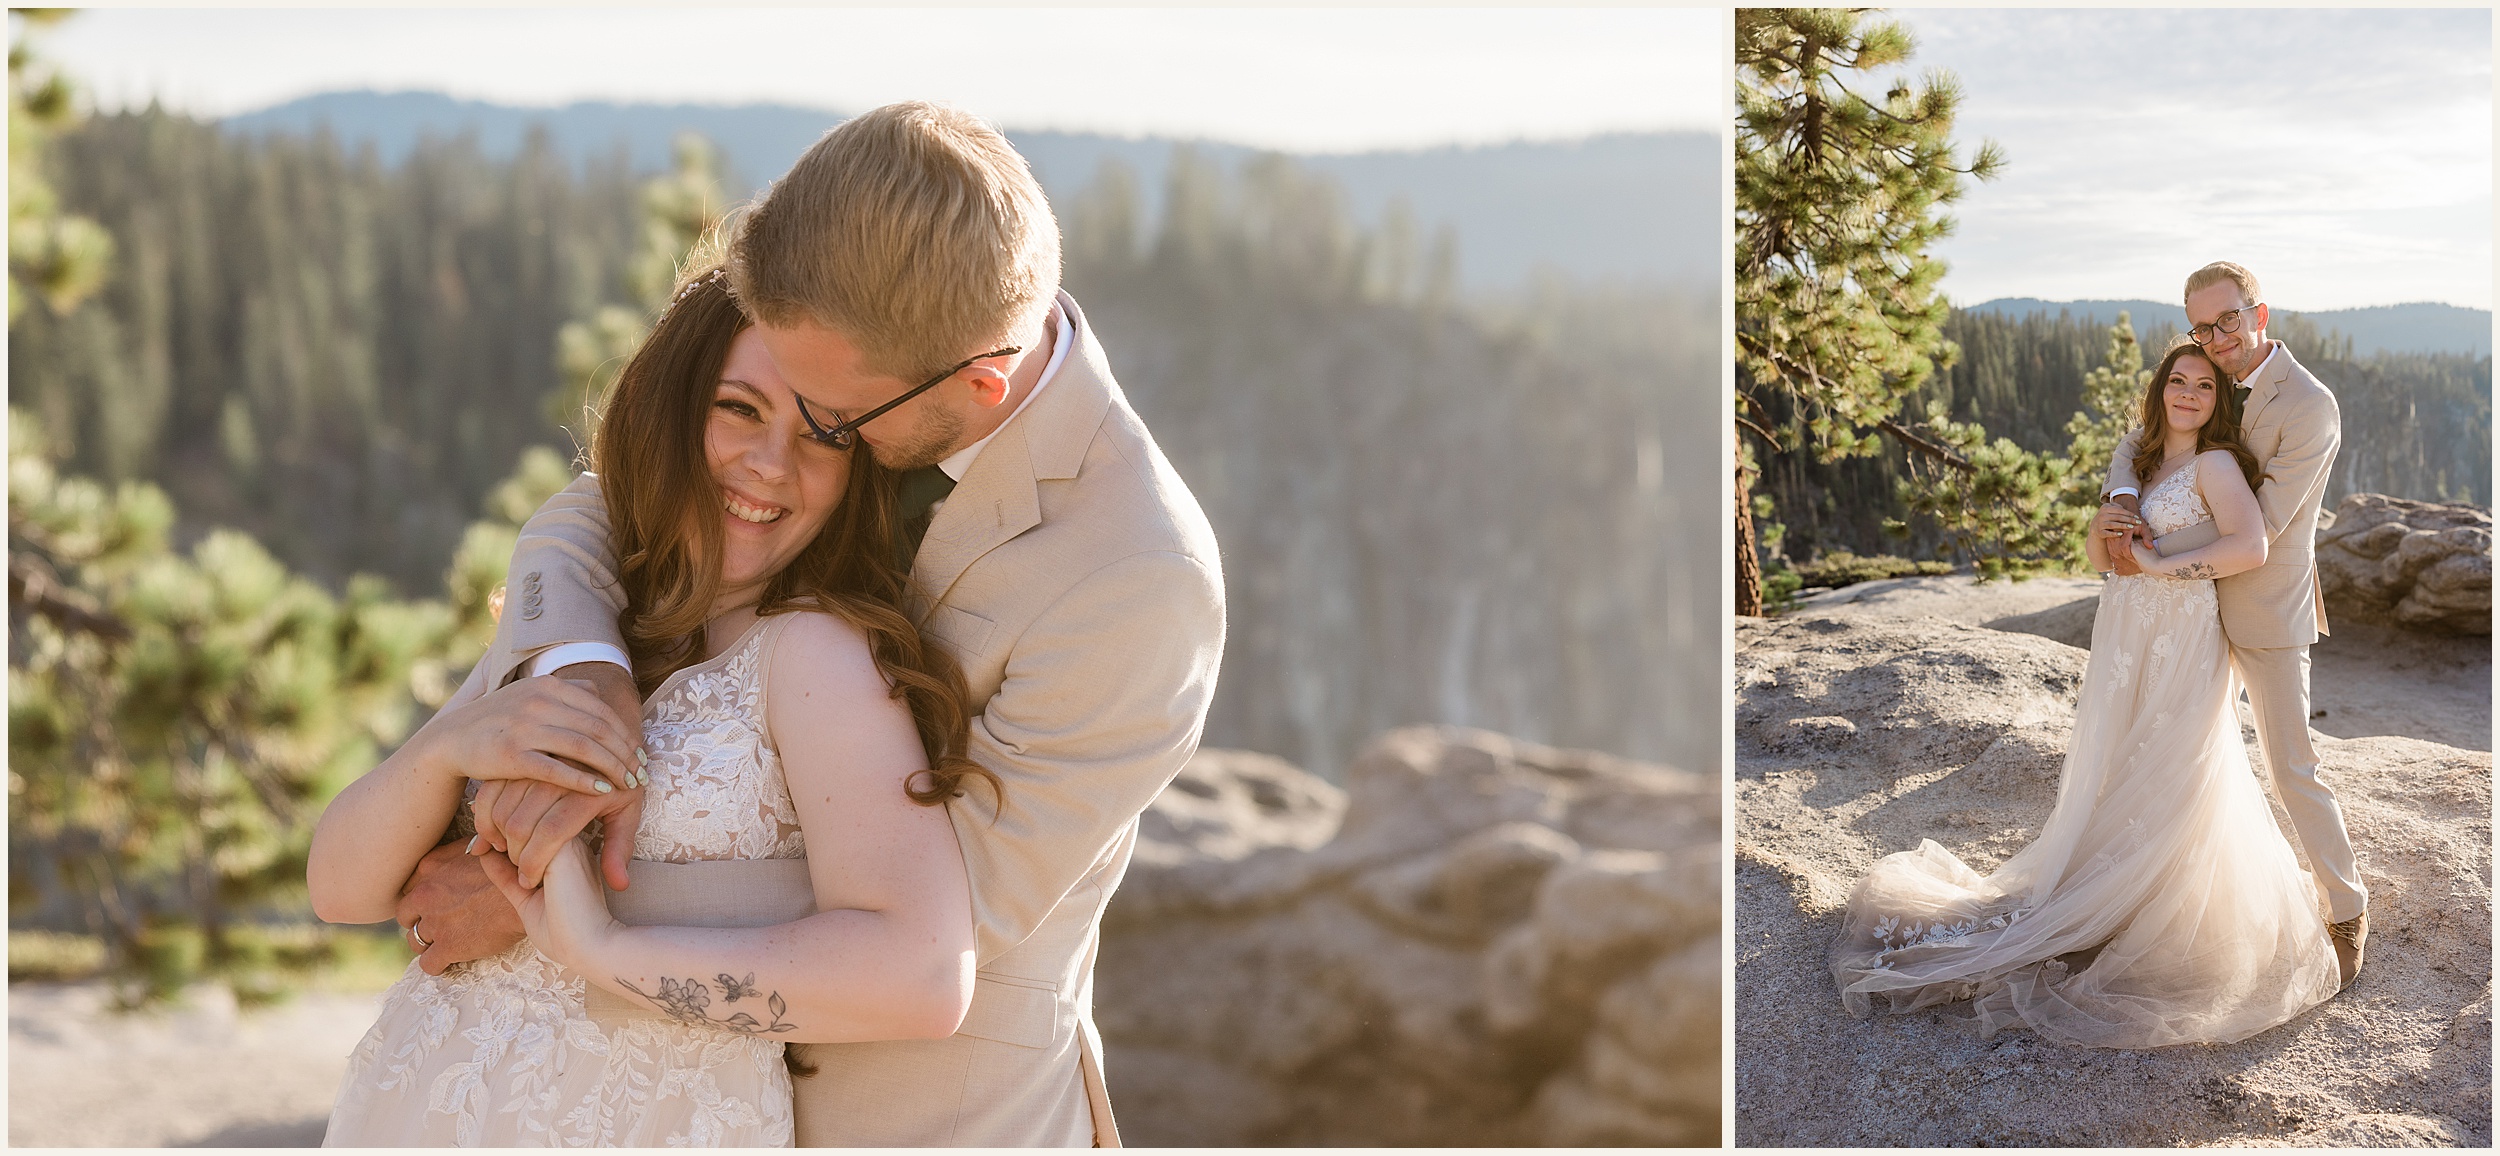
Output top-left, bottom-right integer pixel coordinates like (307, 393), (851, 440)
(1758, 306), (2493, 565)
(1733, 8), (2489, 600)
(10, 112), (646, 590)
(10, 106), (1722, 790)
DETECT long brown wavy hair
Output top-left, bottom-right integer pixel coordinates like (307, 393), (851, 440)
(590, 268), (998, 811)
(2131, 340), (2264, 493)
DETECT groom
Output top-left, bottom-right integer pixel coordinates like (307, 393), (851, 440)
(394, 102), (1226, 1145)
(2101, 260), (2367, 987)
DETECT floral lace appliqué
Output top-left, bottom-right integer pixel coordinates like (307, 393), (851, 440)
(2138, 460), (2211, 540)
(333, 941), (793, 1146)
(635, 621), (807, 864)
(2105, 463), (2221, 619)
(327, 617), (810, 1147)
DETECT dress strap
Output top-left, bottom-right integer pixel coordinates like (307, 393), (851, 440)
(745, 612), (802, 756)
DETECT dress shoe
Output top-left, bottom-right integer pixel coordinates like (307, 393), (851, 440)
(2328, 911), (2368, 989)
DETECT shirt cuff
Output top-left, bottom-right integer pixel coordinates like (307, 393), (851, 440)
(2106, 486), (2140, 500)
(525, 642), (633, 679)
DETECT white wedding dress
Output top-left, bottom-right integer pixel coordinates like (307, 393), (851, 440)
(325, 616), (805, 1146)
(1829, 460), (2341, 1048)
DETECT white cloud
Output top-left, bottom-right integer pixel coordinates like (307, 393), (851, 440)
(1893, 7), (2493, 310)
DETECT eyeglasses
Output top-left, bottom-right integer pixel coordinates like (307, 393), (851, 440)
(793, 347), (1022, 451)
(2187, 305), (2262, 345)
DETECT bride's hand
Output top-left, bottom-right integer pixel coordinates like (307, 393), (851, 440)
(478, 836), (621, 970)
(417, 676), (642, 797)
(2089, 503), (2142, 545)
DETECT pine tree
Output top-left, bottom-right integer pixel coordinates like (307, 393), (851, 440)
(12, 107), (643, 592)
(2060, 314), (2155, 517)
(9, 411), (460, 1003)
(549, 133), (725, 440)
(7, 10), (114, 323)
(4, 33), (581, 995)
(1733, 8), (2003, 612)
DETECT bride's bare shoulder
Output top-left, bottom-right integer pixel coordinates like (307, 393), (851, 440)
(760, 607), (918, 775)
(763, 607), (881, 688)
(2193, 448), (2256, 496)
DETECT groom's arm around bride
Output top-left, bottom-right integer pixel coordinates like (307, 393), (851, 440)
(2099, 264), (2340, 645)
(403, 103), (1226, 1145)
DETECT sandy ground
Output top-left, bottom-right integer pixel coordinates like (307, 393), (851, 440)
(8, 979), (393, 1147)
(1737, 582), (2494, 1147)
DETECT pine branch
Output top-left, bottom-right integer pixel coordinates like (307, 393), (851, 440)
(1737, 413), (1781, 448)
(8, 551), (128, 640)
(1875, 417), (1973, 471)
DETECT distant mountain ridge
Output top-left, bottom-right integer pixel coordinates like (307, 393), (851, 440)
(1963, 298), (2492, 358)
(223, 90), (1718, 294)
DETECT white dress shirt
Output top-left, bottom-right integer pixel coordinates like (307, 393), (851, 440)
(937, 296), (1074, 483)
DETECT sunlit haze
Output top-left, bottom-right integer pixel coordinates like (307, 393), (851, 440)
(1894, 8), (2492, 311)
(38, 6), (1724, 154)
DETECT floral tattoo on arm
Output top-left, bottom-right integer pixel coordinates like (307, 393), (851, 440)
(2168, 561), (2219, 580)
(616, 972), (798, 1035)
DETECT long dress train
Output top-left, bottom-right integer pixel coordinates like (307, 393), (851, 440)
(325, 615), (807, 1145)
(1828, 461), (2340, 1048)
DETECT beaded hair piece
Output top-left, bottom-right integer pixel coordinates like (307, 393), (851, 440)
(658, 266), (732, 323)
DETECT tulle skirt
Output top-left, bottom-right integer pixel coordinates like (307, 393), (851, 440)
(1829, 574), (2341, 1048)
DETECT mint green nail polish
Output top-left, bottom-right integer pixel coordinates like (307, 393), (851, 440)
(594, 780), (614, 794)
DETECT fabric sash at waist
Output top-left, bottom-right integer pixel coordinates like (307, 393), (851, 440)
(2151, 519), (2219, 556)
(2150, 521), (2314, 564)
(582, 857), (816, 1023)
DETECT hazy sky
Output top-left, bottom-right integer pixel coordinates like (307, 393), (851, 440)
(38, 6), (1725, 154)
(1892, 8), (2492, 311)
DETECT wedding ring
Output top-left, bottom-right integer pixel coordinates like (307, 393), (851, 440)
(407, 917), (433, 950)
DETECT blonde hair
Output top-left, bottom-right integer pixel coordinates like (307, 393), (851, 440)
(730, 102), (1061, 380)
(2183, 261), (2261, 308)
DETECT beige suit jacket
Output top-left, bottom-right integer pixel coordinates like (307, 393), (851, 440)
(2107, 341), (2339, 648)
(477, 291), (1227, 1146)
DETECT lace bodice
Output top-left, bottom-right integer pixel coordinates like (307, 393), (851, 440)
(324, 613), (811, 1147)
(632, 615), (806, 863)
(2139, 458), (2211, 539)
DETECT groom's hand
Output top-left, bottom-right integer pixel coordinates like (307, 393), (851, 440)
(396, 841), (525, 975)
(2103, 496), (2147, 576)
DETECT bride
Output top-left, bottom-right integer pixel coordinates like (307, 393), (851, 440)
(1828, 340), (2341, 1049)
(308, 267), (990, 1144)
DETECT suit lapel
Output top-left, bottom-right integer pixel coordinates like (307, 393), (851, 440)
(2239, 343), (2290, 441)
(910, 425), (1040, 625)
(907, 291), (1116, 622)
